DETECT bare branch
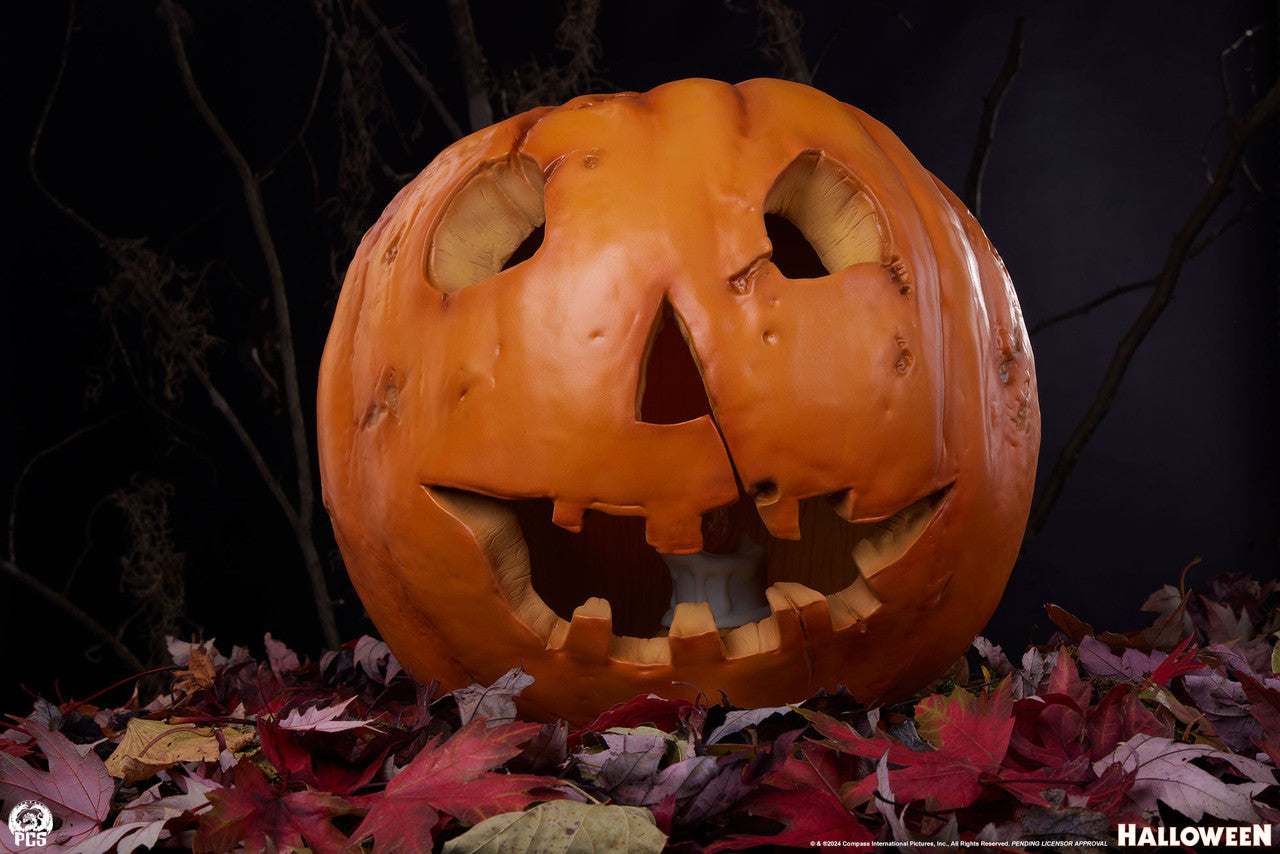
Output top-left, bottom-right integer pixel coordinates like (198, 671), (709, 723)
(8, 418), (117, 566)
(446, 0), (493, 131)
(2, 558), (148, 674)
(1030, 279), (1155, 335)
(351, 0), (466, 140)
(160, 0), (340, 647)
(1024, 75), (1280, 545)
(964, 15), (1025, 219)
(28, 4), (311, 579)
(1030, 198), (1256, 335)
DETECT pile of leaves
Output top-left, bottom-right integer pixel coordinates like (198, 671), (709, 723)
(2, 573), (1278, 853)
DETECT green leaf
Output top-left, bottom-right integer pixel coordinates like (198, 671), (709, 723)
(442, 801), (667, 854)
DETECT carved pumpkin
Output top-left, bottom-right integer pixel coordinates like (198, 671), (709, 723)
(317, 78), (1039, 724)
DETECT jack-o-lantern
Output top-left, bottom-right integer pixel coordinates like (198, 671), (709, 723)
(317, 78), (1038, 724)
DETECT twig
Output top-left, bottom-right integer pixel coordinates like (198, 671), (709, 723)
(1031, 279), (1156, 335)
(2, 558), (147, 674)
(8, 418), (116, 565)
(350, 0), (465, 140)
(160, 0), (340, 647)
(28, 1), (328, 642)
(964, 15), (1024, 219)
(446, 0), (494, 131)
(1024, 76), (1280, 545)
(1030, 198), (1255, 335)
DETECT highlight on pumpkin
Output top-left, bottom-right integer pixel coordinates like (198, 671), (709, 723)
(427, 155), (546, 294)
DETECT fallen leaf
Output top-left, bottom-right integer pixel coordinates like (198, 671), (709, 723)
(353, 635), (402, 685)
(1180, 670), (1260, 752)
(579, 694), (694, 735)
(453, 667), (535, 727)
(278, 696), (377, 733)
(264, 633), (301, 676)
(708, 783), (872, 851)
(73, 818), (169, 854)
(0, 720), (114, 850)
(105, 718), (255, 784)
(1085, 686), (1166, 762)
(352, 718), (562, 852)
(1200, 598), (1253, 644)
(705, 706), (792, 744)
(193, 761), (357, 854)
(1047, 603), (1186, 653)
(172, 646), (218, 697)
(1235, 669), (1280, 766)
(1092, 733), (1271, 823)
(442, 801), (666, 854)
(972, 636), (1014, 676)
(1148, 636), (1205, 686)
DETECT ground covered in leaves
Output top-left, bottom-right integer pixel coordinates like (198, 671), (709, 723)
(2, 573), (1278, 852)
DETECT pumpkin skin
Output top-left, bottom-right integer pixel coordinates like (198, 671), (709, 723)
(317, 78), (1039, 724)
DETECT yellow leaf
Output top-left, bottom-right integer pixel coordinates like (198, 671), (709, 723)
(105, 718), (255, 784)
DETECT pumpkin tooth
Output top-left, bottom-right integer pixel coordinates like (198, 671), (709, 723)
(762, 581), (834, 647)
(770, 582), (834, 647)
(551, 597), (613, 663)
(833, 575), (883, 621)
(644, 511), (704, 554)
(551, 500), (586, 532)
(609, 635), (673, 666)
(764, 585), (807, 650)
(667, 601), (727, 663)
(848, 483), (953, 578)
(828, 488), (858, 521)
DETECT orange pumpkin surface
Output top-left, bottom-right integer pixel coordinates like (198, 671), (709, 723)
(317, 78), (1039, 724)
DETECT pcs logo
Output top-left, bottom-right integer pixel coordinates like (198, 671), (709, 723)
(6, 801), (53, 849)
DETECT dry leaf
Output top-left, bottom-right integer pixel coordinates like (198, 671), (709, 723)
(106, 718), (254, 784)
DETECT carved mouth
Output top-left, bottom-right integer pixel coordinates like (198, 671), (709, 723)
(424, 481), (952, 666)
(420, 282), (953, 666)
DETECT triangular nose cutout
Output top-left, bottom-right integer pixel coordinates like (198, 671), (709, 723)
(638, 299), (715, 425)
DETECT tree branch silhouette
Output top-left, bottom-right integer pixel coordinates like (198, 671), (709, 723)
(159, 0), (340, 647)
(965, 15), (1025, 219)
(1024, 75), (1280, 545)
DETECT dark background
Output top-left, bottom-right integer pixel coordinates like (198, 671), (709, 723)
(5, 0), (1277, 712)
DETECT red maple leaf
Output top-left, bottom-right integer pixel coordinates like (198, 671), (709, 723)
(1046, 646), (1093, 710)
(0, 720), (113, 851)
(351, 718), (564, 852)
(808, 681), (1016, 812)
(258, 714), (393, 794)
(1148, 636), (1205, 686)
(1085, 685), (1167, 762)
(577, 694), (695, 736)
(1006, 693), (1087, 771)
(193, 761), (358, 854)
(708, 742), (872, 851)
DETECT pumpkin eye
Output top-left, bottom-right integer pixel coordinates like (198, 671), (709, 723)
(764, 213), (828, 279)
(763, 151), (887, 276)
(427, 156), (546, 294)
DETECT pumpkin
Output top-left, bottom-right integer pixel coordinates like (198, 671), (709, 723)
(317, 78), (1039, 724)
